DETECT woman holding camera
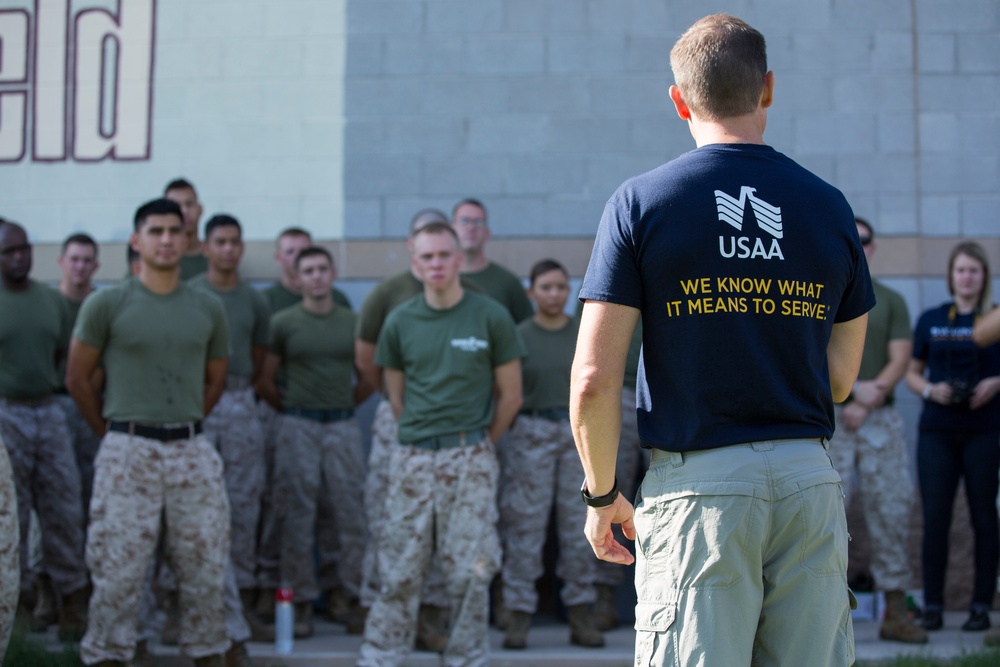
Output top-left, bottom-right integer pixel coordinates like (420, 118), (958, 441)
(906, 241), (1000, 632)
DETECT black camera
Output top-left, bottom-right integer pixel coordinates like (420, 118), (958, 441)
(949, 379), (973, 406)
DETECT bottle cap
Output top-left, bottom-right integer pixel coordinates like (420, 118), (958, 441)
(276, 587), (294, 602)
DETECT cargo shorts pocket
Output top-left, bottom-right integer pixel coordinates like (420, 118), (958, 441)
(634, 602), (676, 667)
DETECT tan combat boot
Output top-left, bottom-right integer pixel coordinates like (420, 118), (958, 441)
(415, 604), (449, 652)
(57, 585), (90, 642)
(32, 573), (58, 631)
(879, 590), (928, 644)
(502, 611), (531, 649)
(239, 588), (275, 642)
(224, 641), (253, 667)
(293, 601), (314, 638)
(592, 583), (619, 631)
(132, 640), (153, 667)
(345, 600), (368, 635)
(568, 604), (605, 648)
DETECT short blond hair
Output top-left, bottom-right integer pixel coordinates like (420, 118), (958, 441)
(669, 14), (768, 121)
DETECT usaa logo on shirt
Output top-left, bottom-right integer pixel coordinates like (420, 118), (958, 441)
(715, 186), (785, 260)
(451, 336), (489, 352)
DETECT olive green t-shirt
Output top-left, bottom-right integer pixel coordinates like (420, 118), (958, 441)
(73, 279), (229, 423)
(269, 304), (356, 410)
(460, 262), (533, 323)
(179, 253), (209, 280)
(188, 276), (270, 379)
(858, 280), (912, 398)
(376, 291), (526, 442)
(263, 281), (352, 315)
(0, 281), (71, 398)
(518, 317), (579, 410)
(56, 292), (90, 390)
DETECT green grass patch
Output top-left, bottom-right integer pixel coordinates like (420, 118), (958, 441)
(3, 632), (83, 667)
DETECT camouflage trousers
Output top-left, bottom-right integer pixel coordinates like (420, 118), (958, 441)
(0, 442), (19, 664)
(273, 414), (367, 601)
(498, 415), (595, 612)
(0, 399), (87, 597)
(596, 388), (648, 587)
(54, 394), (101, 519)
(829, 404), (915, 591)
(360, 399), (451, 608)
(202, 386), (265, 590)
(358, 436), (500, 667)
(81, 431), (230, 664)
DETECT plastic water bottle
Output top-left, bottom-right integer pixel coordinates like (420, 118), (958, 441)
(275, 587), (294, 654)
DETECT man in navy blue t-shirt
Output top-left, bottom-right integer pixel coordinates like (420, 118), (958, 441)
(570, 14), (875, 666)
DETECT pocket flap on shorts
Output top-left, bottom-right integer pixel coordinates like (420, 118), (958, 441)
(634, 601), (676, 632)
(848, 587), (858, 611)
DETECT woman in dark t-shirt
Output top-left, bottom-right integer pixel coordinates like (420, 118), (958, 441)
(905, 241), (1000, 633)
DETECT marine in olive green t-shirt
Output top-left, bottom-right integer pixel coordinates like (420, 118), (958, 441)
(460, 261), (533, 323)
(269, 303), (357, 410)
(73, 278), (230, 424)
(188, 275), (269, 379)
(376, 291), (526, 443)
(518, 317), (579, 411)
(0, 280), (72, 398)
(179, 253), (209, 281)
(263, 280), (352, 315)
(857, 279), (912, 401)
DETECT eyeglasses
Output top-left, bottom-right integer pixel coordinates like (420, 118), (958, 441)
(457, 217), (487, 228)
(859, 237), (872, 246)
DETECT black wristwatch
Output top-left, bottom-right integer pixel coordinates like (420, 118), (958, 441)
(581, 477), (619, 508)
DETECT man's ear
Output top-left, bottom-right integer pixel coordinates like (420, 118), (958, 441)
(760, 71), (775, 109)
(669, 85), (691, 121)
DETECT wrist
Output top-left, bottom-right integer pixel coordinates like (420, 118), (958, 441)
(581, 477), (619, 508)
(922, 383), (933, 400)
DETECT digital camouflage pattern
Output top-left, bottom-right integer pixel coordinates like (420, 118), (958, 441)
(55, 394), (101, 519)
(272, 414), (366, 601)
(359, 437), (500, 667)
(499, 415), (595, 612)
(202, 387), (265, 590)
(81, 432), (230, 664)
(0, 442), (19, 663)
(0, 400), (86, 597)
(829, 404), (915, 591)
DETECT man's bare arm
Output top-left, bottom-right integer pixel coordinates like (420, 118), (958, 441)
(66, 337), (106, 436)
(383, 368), (405, 421)
(355, 339), (382, 394)
(571, 300), (640, 564)
(203, 357), (228, 417)
(488, 359), (522, 444)
(973, 306), (1000, 347)
(254, 353), (283, 411)
(827, 314), (868, 403)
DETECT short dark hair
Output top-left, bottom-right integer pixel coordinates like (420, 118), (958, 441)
(134, 198), (183, 231)
(451, 198), (487, 221)
(164, 177), (196, 195)
(295, 245), (333, 269)
(204, 214), (242, 239)
(276, 227), (311, 245)
(529, 258), (568, 285)
(412, 221), (460, 246)
(61, 232), (98, 257)
(854, 216), (874, 242)
(409, 208), (449, 234)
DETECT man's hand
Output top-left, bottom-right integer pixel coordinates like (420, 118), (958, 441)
(584, 493), (636, 565)
(851, 380), (887, 408)
(970, 376), (1000, 410)
(840, 401), (870, 432)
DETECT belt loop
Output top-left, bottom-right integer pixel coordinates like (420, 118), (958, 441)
(670, 451), (684, 468)
(459, 432), (467, 447)
(188, 423), (195, 440)
(129, 422), (135, 437)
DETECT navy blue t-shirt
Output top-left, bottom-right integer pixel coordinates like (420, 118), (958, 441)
(579, 143), (875, 452)
(913, 303), (1000, 433)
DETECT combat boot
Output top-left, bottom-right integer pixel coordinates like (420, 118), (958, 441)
(32, 573), (58, 631)
(160, 591), (181, 645)
(57, 585), (90, 642)
(92, 661), (126, 667)
(879, 590), (928, 644)
(502, 611), (531, 649)
(985, 625), (1000, 647)
(293, 601), (314, 638)
(568, 604), (605, 648)
(345, 600), (368, 635)
(255, 587), (275, 623)
(224, 641), (253, 667)
(132, 640), (153, 667)
(415, 604), (448, 653)
(592, 583), (619, 631)
(325, 586), (349, 624)
(192, 654), (224, 667)
(239, 589), (274, 642)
